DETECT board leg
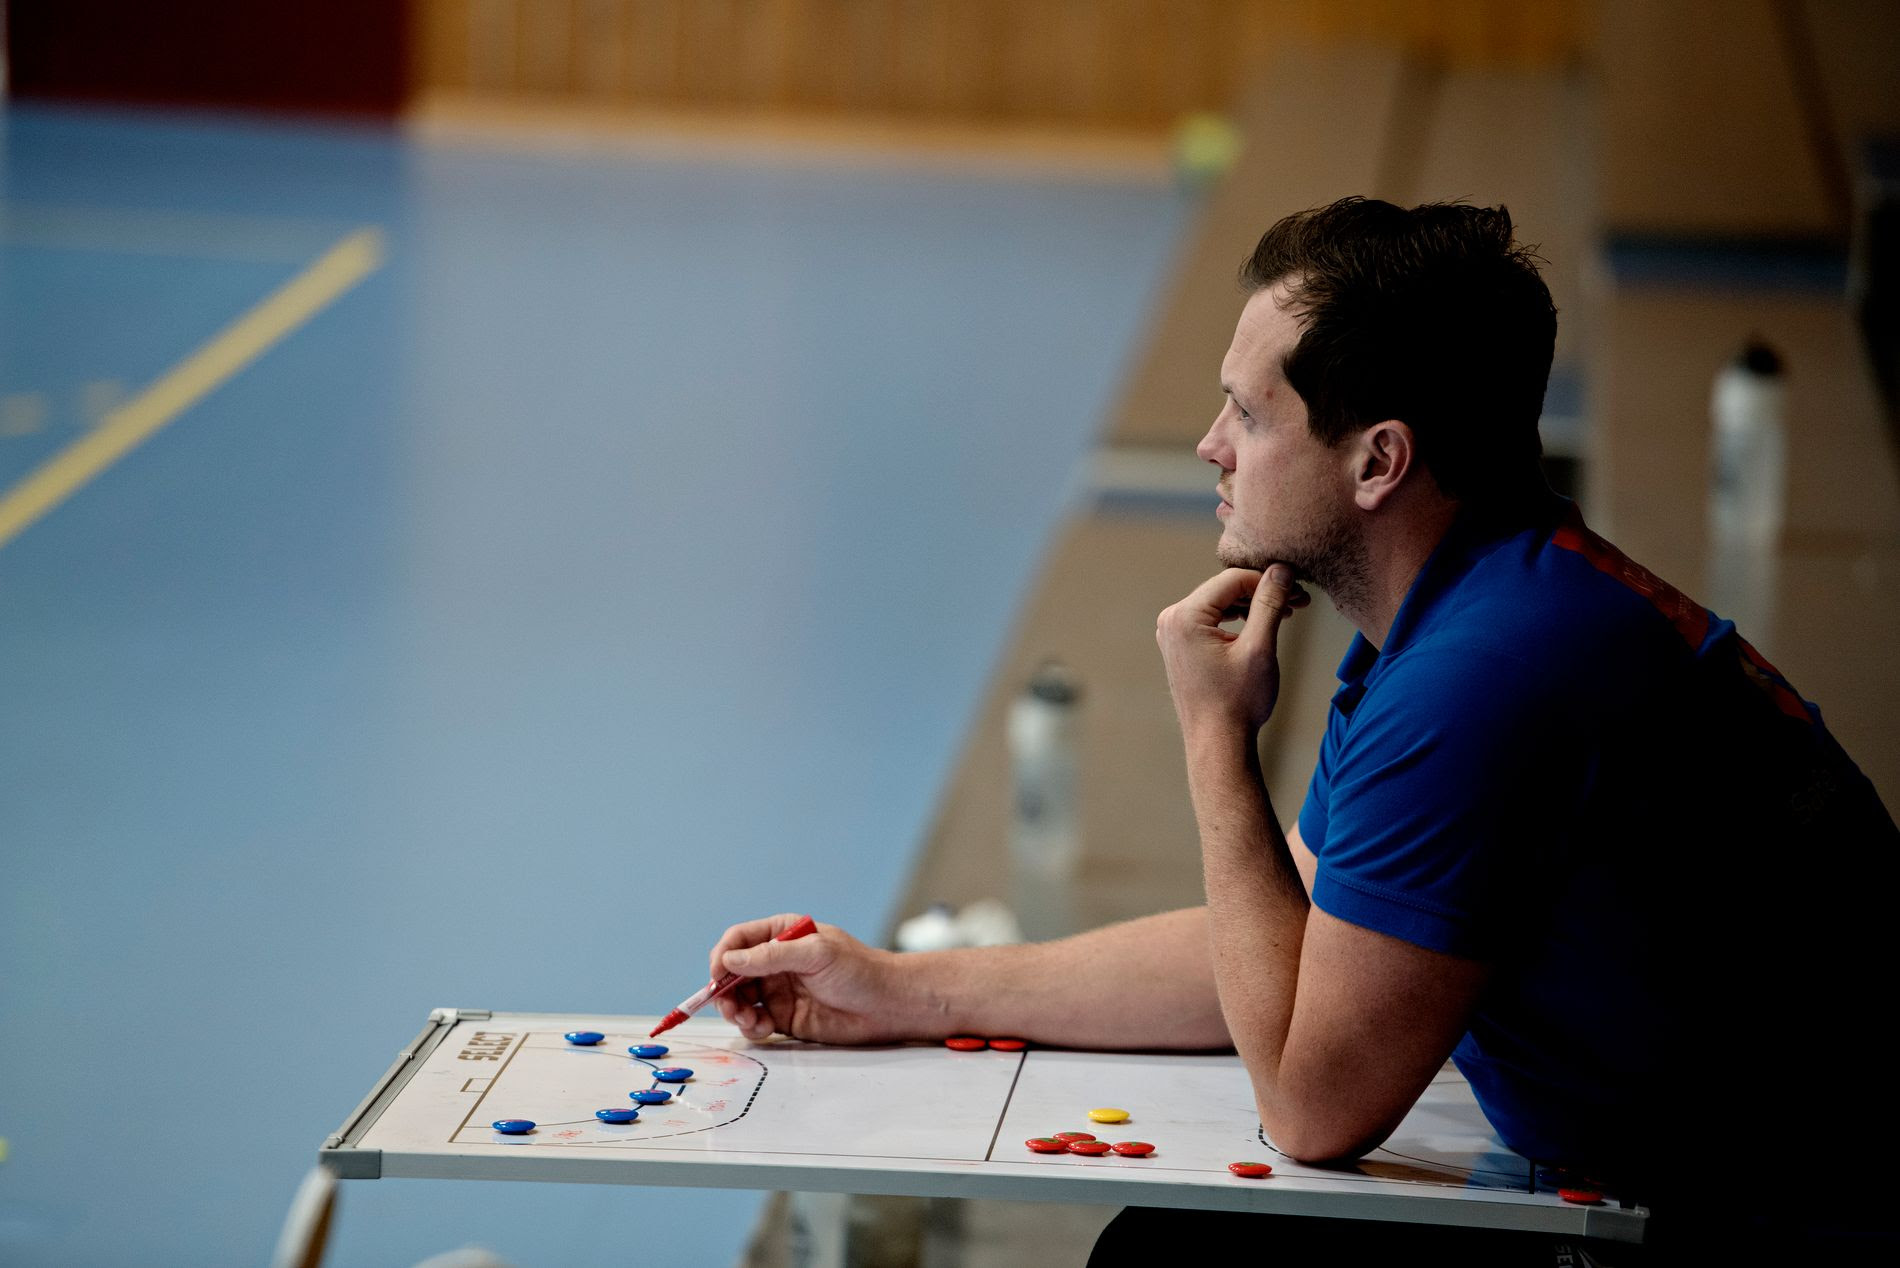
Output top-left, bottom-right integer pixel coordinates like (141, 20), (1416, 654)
(268, 1165), (339, 1268)
(787, 1190), (849, 1268)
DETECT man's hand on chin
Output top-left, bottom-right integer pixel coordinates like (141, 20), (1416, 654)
(1156, 563), (1309, 740)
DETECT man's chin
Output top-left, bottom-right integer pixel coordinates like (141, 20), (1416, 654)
(1216, 539), (1273, 573)
(1217, 544), (1322, 594)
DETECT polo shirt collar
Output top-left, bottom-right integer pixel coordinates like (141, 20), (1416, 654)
(1328, 495), (1568, 715)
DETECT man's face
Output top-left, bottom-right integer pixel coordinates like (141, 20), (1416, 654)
(1197, 283), (1364, 592)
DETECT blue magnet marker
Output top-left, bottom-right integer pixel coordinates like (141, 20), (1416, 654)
(631, 1089), (672, 1104)
(654, 1067), (693, 1083)
(595, 1107), (639, 1123)
(492, 1119), (535, 1135)
(565, 1031), (605, 1046)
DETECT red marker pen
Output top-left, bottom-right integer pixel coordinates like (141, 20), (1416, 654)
(649, 914), (818, 1038)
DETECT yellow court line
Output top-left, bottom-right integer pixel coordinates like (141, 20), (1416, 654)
(0, 227), (386, 551)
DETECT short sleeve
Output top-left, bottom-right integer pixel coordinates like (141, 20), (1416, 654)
(1307, 647), (1582, 959)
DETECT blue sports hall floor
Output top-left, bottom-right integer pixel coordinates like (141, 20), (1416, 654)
(0, 104), (1187, 1266)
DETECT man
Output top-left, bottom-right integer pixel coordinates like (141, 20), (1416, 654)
(707, 199), (1899, 1262)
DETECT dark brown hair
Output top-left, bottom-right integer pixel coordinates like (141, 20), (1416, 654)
(1240, 197), (1556, 511)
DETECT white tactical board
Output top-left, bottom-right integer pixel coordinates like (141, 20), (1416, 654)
(322, 1009), (1647, 1242)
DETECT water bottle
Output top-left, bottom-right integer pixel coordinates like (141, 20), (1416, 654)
(893, 902), (961, 953)
(1706, 339), (1787, 652)
(1708, 340), (1787, 548)
(1008, 660), (1081, 943)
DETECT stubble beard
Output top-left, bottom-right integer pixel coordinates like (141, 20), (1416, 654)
(1217, 505), (1371, 615)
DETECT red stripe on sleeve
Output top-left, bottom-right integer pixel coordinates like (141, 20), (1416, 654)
(1551, 513), (1710, 650)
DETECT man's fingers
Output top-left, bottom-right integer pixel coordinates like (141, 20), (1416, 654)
(709, 913), (809, 979)
(736, 999), (776, 1040)
(1239, 564), (1300, 648)
(1160, 568), (1263, 635)
(758, 975), (801, 1039)
(722, 932), (829, 979)
(1193, 567), (1263, 616)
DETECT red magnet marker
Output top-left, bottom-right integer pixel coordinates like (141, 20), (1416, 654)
(650, 914), (818, 1038)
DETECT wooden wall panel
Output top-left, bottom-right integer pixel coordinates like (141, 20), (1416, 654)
(1799, 0), (1900, 190)
(1596, 0), (1834, 236)
(1596, 0), (1900, 239)
(411, 0), (1589, 129)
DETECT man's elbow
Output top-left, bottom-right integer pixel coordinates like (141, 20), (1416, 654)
(1259, 1104), (1394, 1166)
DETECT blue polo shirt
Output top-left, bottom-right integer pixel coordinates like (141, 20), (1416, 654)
(1297, 497), (1898, 1198)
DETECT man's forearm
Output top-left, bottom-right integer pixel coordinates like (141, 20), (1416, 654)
(897, 906), (1231, 1050)
(1184, 725), (1309, 1101)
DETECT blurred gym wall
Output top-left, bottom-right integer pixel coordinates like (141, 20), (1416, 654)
(409, 0), (1586, 128)
(4, 0), (410, 115)
(6, 1), (1588, 128)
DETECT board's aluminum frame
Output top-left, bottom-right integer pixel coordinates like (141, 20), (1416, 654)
(321, 1007), (484, 1179)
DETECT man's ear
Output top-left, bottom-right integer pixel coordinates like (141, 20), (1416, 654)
(1351, 420), (1416, 511)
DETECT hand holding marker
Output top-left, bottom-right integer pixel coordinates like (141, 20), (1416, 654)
(650, 914), (819, 1038)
